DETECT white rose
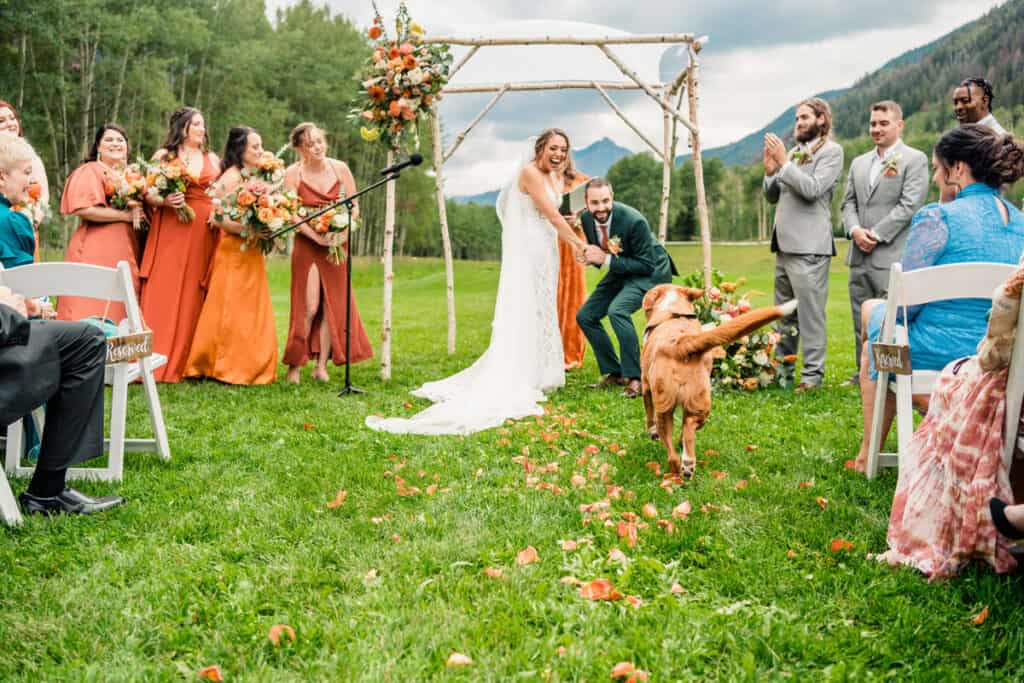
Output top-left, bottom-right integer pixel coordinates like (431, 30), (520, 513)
(408, 68), (424, 85)
(753, 350), (769, 366)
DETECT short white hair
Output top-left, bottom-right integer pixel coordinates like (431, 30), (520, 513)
(0, 132), (35, 172)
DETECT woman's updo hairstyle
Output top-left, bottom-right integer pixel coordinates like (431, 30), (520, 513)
(934, 124), (1024, 188)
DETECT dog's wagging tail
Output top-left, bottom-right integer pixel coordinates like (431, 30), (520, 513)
(665, 299), (798, 360)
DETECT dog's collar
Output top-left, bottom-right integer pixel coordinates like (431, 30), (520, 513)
(643, 312), (699, 342)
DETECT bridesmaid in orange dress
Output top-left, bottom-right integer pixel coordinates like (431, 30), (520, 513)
(558, 171), (589, 370)
(57, 123), (143, 322)
(185, 127), (277, 385)
(282, 122), (372, 384)
(139, 106), (220, 382)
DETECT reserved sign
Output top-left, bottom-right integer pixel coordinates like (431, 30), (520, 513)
(872, 342), (912, 376)
(106, 331), (153, 365)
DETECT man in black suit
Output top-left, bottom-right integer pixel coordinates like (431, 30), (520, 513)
(0, 289), (123, 515)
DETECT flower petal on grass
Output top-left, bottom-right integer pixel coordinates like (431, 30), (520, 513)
(326, 490), (347, 508)
(267, 624), (296, 646)
(561, 539), (578, 552)
(516, 545), (539, 565)
(670, 582), (686, 594)
(829, 538), (854, 553)
(735, 480), (749, 490)
(579, 578), (622, 601)
(197, 666), (224, 682)
(608, 548), (627, 564)
(641, 503), (659, 519)
(972, 605), (989, 625)
(711, 470), (728, 480)
(671, 501), (692, 519)
(816, 496), (829, 510)
(484, 567), (504, 580)
(446, 652), (473, 667)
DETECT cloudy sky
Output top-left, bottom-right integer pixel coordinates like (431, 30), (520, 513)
(271, 0), (1005, 195)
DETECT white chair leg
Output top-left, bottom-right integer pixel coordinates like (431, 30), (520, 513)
(895, 373), (914, 467)
(140, 357), (171, 462)
(106, 364), (129, 481)
(866, 369), (890, 480)
(5, 421), (23, 475)
(0, 469), (22, 526)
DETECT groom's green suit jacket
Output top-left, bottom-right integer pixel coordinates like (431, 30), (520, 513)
(580, 201), (678, 286)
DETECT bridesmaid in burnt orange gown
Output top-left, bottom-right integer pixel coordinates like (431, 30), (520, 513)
(57, 123), (143, 322)
(140, 106), (220, 382)
(282, 122), (372, 384)
(185, 126), (277, 385)
(558, 171), (589, 370)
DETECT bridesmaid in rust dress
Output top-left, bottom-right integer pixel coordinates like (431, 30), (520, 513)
(57, 123), (143, 322)
(185, 127), (278, 385)
(140, 106), (221, 382)
(282, 122), (372, 384)
(558, 171), (589, 370)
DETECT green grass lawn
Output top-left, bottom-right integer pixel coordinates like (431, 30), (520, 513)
(3, 244), (1024, 681)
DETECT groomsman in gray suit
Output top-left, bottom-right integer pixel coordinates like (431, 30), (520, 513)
(840, 101), (929, 385)
(763, 97), (844, 392)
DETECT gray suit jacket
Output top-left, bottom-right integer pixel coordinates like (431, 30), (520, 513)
(840, 141), (929, 268)
(764, 139), (844, 256)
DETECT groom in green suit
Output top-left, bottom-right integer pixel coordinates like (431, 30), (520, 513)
(575, 178), (677, 398)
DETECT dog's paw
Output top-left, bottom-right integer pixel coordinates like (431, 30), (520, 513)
(648, 427), (660, 441)
(681, 461), (696, 480)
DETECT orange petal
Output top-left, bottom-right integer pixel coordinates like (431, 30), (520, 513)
(829, 538), (854, 553)
(611, 661), (636, 678)
(972, 605), (990, 625)
(516, 545), (540, 565)
(735, 480), (749, 490)
(267, 623), (296, 646)
(816, 497), (829, 510)
(579, 577), (622, 601)
(326, 490), (347, 508)
(556, 646), (568, 656)
(670, 582), (686, 594)
(641, 503), (659, 519)
(571, 474), (587, 488)
(645, 461), (662, 476)
(608, 547), (627, 564)
(446, 652), (473, 667)
(425, 484), (438, 496)
(484, 567), (504, 580)
(798, 481), (813, 489)
(584, 444), (600, 455)
(625, 595), (643, 608)
(787, 548), (796, 558)
(561, 539), (578, 551)
(403, 401), (413, 409)
(560, 575), (581, 585)
(704, 449), (719, 456)
(302, 422), (315, 431)
(711, 470), (728, 480)
(608, 442), (621, 453)
(746, 444), (759, 451)
(197, 666), (224, 682)
(671, 501), (692, 519)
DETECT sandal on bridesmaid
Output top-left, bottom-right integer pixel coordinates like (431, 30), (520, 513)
(989, 498), (1024, 540)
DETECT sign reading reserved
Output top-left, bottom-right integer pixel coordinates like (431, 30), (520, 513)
(872, 342), (912, 376)
(106, 331), (153, 365)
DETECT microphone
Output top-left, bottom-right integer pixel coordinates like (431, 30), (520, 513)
(380, 153), (423, 176)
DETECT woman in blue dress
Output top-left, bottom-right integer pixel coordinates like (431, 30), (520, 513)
(851, 125), (1024, 471)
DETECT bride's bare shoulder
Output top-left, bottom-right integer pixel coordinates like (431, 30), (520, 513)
(519, 163), (541, 191)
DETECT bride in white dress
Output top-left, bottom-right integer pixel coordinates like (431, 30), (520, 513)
(366, 129), (588, 435)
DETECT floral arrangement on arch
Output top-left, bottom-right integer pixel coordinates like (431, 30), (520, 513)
(350, 1), (453, 152)
(679, 269), (792, 390)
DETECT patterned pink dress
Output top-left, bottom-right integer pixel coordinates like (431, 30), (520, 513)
(878, 358), (1017, 578)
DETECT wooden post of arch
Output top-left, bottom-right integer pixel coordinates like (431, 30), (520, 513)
(381, 149), (397, 381)
(687, 59), (713, 290)
(658, 85), (672, 243)
(431, 109), (457, 355)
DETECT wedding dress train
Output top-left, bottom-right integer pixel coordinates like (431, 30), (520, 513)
(366, 169), (564, 435)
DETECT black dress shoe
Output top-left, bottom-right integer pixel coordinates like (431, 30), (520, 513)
(19, 488), (124, 516)
(990, 498), (1024, 540)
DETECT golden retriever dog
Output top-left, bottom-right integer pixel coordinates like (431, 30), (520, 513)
(640, 284), (798, 478)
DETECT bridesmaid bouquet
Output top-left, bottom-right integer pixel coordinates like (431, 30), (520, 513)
(211, 179), (304, 255)
(350, 1), (452, 151)
(105, 163), (149, 230)
(311, 208), (358, 264)
(145, 157), (197, 223)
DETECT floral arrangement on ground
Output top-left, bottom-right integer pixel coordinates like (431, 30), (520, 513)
(679, 270), (793, 390)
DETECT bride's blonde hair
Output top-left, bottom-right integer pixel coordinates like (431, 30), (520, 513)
(534, 128), (577, 183)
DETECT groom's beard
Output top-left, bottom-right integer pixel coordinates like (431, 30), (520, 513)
(592, 210), (611, 223)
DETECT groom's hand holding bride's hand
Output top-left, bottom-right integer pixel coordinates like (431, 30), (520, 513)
(584, 245), (606, 266)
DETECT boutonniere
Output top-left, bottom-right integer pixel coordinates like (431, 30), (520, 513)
(789, 138), (827, 166)
(607, 236), (623, 256)
(882, 154), (902, 178)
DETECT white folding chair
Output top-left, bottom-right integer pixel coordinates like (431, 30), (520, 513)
(866, 261), (1018, 479)
(0, 261), (170, 486)
(1001, 290), (1024, 473)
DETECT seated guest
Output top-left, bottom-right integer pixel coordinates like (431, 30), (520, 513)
(877, 260), (1024, 577)
(0, 288), (123, 515)
(0, 132), (38, 268)
(0, 100), (50, 261)
(953, 78), (1008, 136)
(850, 126), (1024, 472)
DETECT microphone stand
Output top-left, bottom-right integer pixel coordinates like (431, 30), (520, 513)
(269, 170), (402, 397)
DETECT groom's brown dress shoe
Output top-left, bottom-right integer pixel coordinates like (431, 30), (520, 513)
(589, 374), (626, 390)
(622, 379), (642, 398)
(794, 382), (820, 394)
(19, 488), (124, 516)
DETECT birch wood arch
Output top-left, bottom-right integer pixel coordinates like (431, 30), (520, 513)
(377, 32), (713, 381)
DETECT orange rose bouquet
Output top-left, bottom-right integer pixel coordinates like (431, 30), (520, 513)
(210, 152), (304, 254)
(311, 208), (358, 265)
(12, 181), (50, 228)
(350, 1), (452, 151)
(105, 163), (149, 230)
(145, 156), (197, 223)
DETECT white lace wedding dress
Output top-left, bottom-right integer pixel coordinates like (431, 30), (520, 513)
(365, 164), (564, 435)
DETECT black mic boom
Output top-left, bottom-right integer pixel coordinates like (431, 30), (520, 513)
(380, 153), (424, 176)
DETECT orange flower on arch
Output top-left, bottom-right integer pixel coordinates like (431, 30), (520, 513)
(388, 100), (402, 118)
(368, 25), (382, 39)
(403, 55), (418, 70)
